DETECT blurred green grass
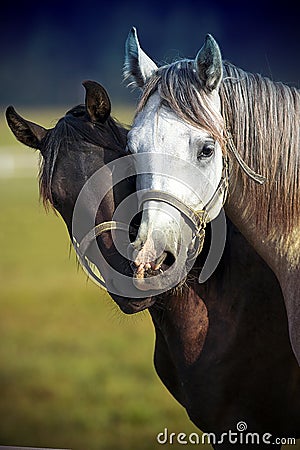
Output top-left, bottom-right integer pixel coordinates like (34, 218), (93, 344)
(0, 106), (208, 450)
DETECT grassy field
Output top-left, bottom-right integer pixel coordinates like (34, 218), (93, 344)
(0, 107), (208, 450)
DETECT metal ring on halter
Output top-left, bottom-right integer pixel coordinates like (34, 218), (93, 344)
(72, 220), (136, 290)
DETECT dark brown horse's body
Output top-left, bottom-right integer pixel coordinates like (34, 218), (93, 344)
(6, 82), (300, 449)
(151, 225), (300, 447)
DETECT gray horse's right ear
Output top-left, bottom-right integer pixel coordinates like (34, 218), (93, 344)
(124, 27), (158, 88)
(5, 106), (47, 150)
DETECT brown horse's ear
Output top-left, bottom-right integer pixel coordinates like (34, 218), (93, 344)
(5, 106), (47, 150)
(82, 80), (111, 123)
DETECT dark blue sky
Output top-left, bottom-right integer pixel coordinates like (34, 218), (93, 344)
(1, 0), (299, 107)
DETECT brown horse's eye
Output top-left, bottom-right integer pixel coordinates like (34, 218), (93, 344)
(197, 143), (215, 159)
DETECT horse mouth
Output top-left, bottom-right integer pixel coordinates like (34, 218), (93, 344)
(131, 250), (181, 294)
(134, 251), (175, 279)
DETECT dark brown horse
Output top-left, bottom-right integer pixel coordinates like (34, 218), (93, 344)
(6, 82), (300, 449)
(6, 81), (155, 314)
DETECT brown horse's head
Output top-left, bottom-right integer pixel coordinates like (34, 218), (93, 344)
(6, 81), (156, 313)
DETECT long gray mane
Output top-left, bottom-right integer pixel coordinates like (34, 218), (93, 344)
(221, 63), (300, 234)
(136, 60), (300, 234)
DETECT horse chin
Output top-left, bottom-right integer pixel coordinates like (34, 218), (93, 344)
(109, 293), (156, 314)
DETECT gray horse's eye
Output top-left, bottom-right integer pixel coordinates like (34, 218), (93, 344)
(197, 142), (215, 159)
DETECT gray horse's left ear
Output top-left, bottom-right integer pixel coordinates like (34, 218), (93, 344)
(194, 34), (223, 91)
(82, 80), (111, 123)
(124, 27), (158, 88)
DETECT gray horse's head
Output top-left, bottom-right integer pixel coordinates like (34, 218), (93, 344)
(124, 28), (226, 289)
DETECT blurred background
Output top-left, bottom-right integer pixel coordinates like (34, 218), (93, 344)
(0, 1), (299, 449)
(1, 0), (299, 108)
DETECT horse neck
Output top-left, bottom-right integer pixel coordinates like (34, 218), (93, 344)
(150, 286), (209, 366)
(150, 219), (287, 371)
(220, 64), (300, 271)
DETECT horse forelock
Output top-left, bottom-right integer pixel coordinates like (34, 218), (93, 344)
(136, 60), (226, 151)
(39, 106), (128, 208)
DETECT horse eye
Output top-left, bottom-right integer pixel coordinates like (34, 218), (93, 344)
(197, 143), (215, 159)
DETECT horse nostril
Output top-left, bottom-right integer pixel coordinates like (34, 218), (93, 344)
(153, 252), (167, 270)
(153, 251), (175, 271)
(164, 251), (175, 268)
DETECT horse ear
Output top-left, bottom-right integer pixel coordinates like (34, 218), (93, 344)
(83, 80), (111, 123)
(5, 106), (47, 150)
(194, 34), (223, 91)
(124, 27), (158, 88)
